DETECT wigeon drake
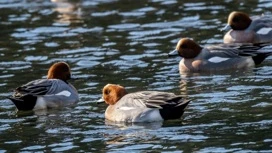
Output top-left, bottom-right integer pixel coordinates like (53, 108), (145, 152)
(8, 62), (79, 111)
(99, 84), (191, 122)
(222, 11), (272, 43)
(168, 38), (272, 72)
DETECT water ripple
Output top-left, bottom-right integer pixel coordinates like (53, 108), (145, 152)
(0, 0), (272, 152)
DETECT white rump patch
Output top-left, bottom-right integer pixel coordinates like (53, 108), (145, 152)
(208, 56), (230, 63)
(119, 106), (135, 111)
(34, 97), (47, 110)
(257, 27), (272, 35)
(55, 90), (71, 97)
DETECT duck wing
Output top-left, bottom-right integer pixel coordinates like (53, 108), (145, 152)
(117, 91), (190, 109)
(206, 42), (272, 57)
(13, 79), (53, 98)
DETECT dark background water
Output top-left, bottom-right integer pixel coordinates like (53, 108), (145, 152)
(0, 0), (272, 152)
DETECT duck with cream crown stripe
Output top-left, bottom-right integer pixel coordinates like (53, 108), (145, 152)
(168, 38), (272, 72)
(222, 11), (272, 43)
(8, 62), (79, 111)
(98, 84), (191, 122)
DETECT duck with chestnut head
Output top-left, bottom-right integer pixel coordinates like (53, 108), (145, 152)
(169, 38), (272, 72)
(222, 11), (272, 43)
(99, 84), (190, 123)
(8, 62), (79, 111)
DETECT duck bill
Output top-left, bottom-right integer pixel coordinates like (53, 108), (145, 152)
(168, 49), (179, 57)
(97, 97), (105, 104)
(221, 24), (231, 31)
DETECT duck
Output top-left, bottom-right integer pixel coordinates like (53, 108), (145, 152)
(221, 11), (272, 43)
(168, 38), (272, 72)
(98, 84), (191, 123)
(8, 62), (79, 111)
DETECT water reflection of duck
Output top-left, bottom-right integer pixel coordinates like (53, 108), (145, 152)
(105, 119), (163, 130)
(51, 0), (82, 24)
(8, 62), (79, 111)
(98, 84), (191, 123)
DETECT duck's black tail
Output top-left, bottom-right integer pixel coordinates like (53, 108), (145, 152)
(238, 42), (272, 65)
(7, 94), (37, 111)
(252, 52), (272, 65)
(159, 97), (191, 120)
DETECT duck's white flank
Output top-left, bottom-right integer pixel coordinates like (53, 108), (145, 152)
(34, 97), (47, 110)
(119, 106), (135, 111)
(208, 57), (230, 63)
(138, 109), (163, 122)
(55, 90), (71, 97)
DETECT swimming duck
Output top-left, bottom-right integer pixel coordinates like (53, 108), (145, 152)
(169, 38), (272, 72)
(99, 84), (191, 122)
(222, 11), (272, 43)
(8, 62), (79, 111)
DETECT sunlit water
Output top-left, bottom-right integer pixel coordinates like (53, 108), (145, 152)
(0, 0), (272, 152)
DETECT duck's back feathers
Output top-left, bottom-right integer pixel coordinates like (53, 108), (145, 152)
(205, 42), (272, 65)
(14, 79), (52, 97)
(117, 91), (180, 108)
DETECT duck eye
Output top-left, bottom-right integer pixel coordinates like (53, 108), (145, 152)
(181, 44), (187, 48)
(232, 16), (239, 22)
(104, 89), (110, 95)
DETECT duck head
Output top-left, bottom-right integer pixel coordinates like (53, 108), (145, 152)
(47, 62), (71, 83)
(168, 38), (202, 59)
(222, 11), (252, 31)
(101, 84), (128, 105)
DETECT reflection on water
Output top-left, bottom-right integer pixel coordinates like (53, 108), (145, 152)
(51, 0), (82, 24)
(105, 120), (163, 130)
(0, 0), (272, 152)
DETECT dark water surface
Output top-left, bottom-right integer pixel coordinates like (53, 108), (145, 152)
(0, 0), (272, 152)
